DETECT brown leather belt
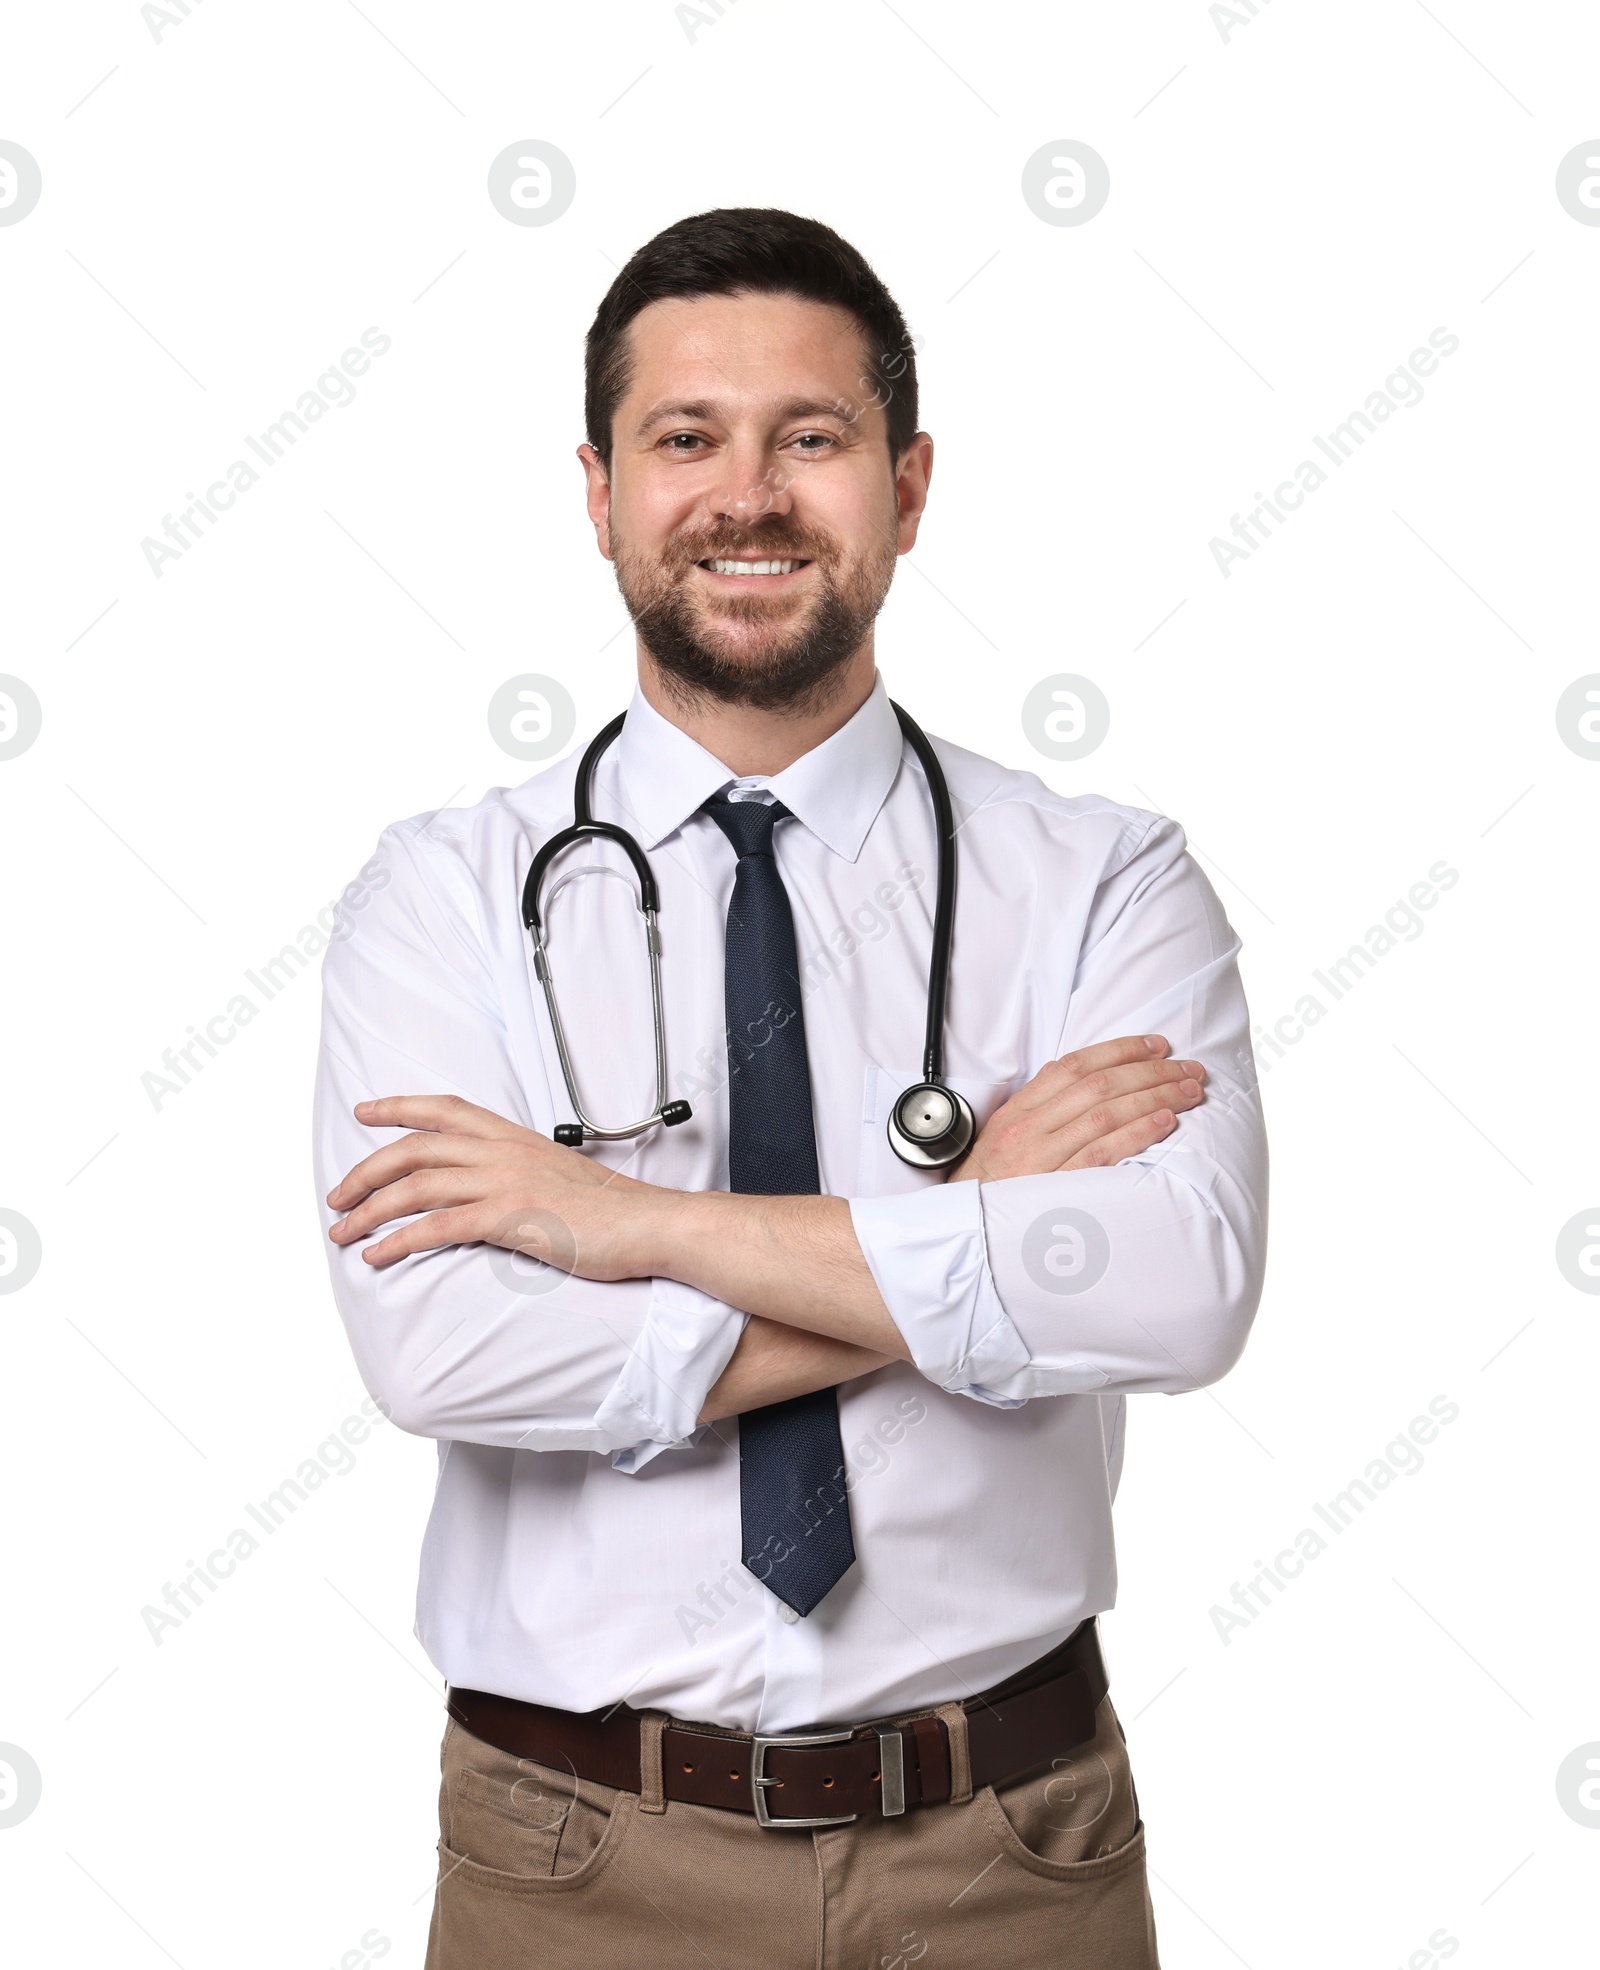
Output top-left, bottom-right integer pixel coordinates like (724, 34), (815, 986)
(447, 1616), (1107, 1828)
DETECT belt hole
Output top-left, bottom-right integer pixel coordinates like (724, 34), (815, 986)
(728, 1770), (738, 1781)
(682, 1763), (695, 1774)
(823, 1776), (834, 1787)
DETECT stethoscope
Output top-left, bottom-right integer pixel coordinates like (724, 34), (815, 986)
(521, 702), (975, 1170)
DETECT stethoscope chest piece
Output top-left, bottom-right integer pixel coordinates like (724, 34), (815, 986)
(887, 1081), (975, 1169)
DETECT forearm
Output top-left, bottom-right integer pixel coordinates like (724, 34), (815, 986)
(651, 1190), (909, 1358)
(318, 1051), (746, 1454)
(849, 1099), (1267, 1405)
(697, 1315), (894, 1424)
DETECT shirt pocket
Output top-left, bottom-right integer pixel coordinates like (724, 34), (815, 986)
(855, 1060), (1018, 1196)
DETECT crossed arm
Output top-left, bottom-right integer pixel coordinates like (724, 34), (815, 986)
(325, 1035), (1208, 1423)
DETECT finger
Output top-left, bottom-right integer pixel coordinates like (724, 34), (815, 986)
(1009, 1055), (1205, 1131)
(330, 1168), (485, 1243)
(1049, 1081), (1203, 1161)
(1059, 1056), (1204, 1106)
(964, 1078), (1202, 1182)
(1060, 1034), (1172, 1078)
(1005, 1035), (1175, 1113)
(352, 1094), (534, 1144)
(1059, 1105), (1182, 1172)
(329, 1127), (504, 1211)
(358, 1205), (496, 1270)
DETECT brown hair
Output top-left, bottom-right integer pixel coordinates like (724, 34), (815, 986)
(583, 207), (919, 473)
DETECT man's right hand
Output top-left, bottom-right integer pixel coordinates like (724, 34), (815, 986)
(946, 1034), (1206, 1185)
(696, 1036), (1208, 1424)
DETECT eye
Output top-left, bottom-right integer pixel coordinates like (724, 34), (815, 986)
(660, 432), (711, 453)
(786, 432), (837, 453)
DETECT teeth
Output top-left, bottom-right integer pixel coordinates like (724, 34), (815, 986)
(707, 558), (802, 575)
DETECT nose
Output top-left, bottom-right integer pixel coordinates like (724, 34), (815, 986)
(706, 434), (796, 532)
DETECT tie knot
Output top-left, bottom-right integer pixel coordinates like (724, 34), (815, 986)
(703, 792), (791, 859)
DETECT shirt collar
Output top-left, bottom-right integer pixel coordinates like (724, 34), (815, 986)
(612, 671), (905, 863)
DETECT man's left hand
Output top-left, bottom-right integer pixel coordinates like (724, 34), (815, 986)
(326, 1095), (663, 1277)
(327, 1093), (905, 1358)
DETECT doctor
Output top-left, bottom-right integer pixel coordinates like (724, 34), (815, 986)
(316, 206), (1267, 1970)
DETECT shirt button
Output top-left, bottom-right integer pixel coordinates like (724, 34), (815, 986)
(778, 1601), (799, 1624)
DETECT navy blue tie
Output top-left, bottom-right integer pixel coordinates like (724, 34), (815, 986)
(703, 792), (856, 1617)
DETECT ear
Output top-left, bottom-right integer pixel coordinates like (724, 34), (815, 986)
(577, 442), (614, 560)
(894, 433), (934, 553)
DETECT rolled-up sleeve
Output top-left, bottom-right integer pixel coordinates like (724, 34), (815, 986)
(849, 1181), (1031, 1405)
(849, 814), (1267, 1402)
(314, 818), (748, 1459)
(598, 1278), (749, 1470)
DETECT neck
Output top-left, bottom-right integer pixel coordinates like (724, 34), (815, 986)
(635, 643), (878, 777)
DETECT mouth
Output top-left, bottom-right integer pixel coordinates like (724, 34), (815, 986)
(695, 556), (814, 585)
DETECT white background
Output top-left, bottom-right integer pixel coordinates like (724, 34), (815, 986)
(2, 2), (1597, 1964)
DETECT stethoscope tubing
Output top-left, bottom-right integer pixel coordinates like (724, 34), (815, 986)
(890, 703), (956, 1087)
(521, 699), (958, 1148)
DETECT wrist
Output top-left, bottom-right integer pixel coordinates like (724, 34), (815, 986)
(637, 1183), (721, 1288)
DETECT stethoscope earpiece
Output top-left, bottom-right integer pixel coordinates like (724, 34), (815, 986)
(553, 1099), (690, 1150)
(886, 1081), (975, 1169)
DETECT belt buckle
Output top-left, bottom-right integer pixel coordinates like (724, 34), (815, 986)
(750, 1727), (858, 1828)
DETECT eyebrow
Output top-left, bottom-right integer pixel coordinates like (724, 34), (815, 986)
(631, 397), (860, 439)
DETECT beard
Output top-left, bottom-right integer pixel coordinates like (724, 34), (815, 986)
(609, 515), (898, 713)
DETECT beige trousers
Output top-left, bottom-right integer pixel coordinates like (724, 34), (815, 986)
(424, 1694), (1160, 1969)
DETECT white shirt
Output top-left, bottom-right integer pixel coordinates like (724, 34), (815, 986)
(313, 673), (1268, 1732)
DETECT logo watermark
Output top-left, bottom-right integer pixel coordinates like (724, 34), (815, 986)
(1249, 858), (1459, 1079)
(142, 0), (220, 44)
(0, 1745), (42, 1828)
(1209, 1395), (1459, 1645)
(139, 328), (392, 579)
(1022, 1208), (1111, 1295)
(660, 861), (928, 1111)
(0, 675), (43, 761)
(0, 1209), (42, 1295)
(488, 674), (577, 762)
(486, 140), (575, 226)
(1555, 141), (1600, 225)
(1555, 674), (1600, 759)
(0, 140), (41, 225)
(1021, 674), (1110, 762)
(1210, 0), (1287, 45)
(142, 855), (390, 1110)
(676, 1394), (927, 1642)
(677, 0), (741, 43)
(1555, 1743), (1600, 1827)
(1555, 1209), (1600, 1294)
(1021, 140), (1110, 226)
(697, 327), (924, 529)
(323, 1930), (390, 1966)
(139, 1398), (389, 1646)
(486, 1209), (578, 1296)
(1208, 329), (1460, 579)
(795, 860), (927, 999)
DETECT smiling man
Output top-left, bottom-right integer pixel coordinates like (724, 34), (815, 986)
(315, 207), (1268, 1970)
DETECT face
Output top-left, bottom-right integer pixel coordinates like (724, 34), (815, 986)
(579, 290), (932, 711)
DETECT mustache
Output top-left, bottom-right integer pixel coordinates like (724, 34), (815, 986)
(671, 528), (831, 568)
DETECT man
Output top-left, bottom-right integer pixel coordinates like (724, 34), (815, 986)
(315, 207), (1267, 1970)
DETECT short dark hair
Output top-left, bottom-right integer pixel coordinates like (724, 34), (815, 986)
(584, 207), (919, 474)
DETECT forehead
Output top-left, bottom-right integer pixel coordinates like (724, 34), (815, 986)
(619, 290), (871, 415)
